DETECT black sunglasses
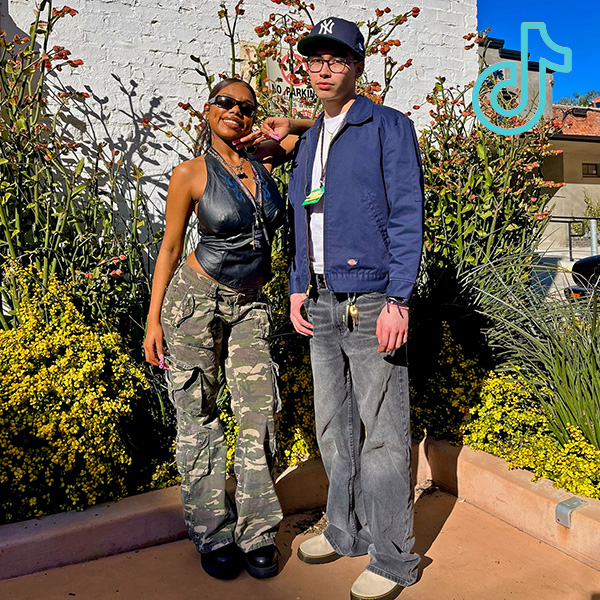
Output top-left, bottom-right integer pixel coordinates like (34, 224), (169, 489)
(208, 95), (257, 118)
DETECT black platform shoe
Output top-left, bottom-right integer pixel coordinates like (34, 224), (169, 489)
(244, 544), (279, 579)
(200, 543), (243, 580)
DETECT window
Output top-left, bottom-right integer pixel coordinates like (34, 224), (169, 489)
(583, 163), (599, 177)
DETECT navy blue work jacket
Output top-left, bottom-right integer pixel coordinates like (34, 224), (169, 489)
(288, 94), (425, 299)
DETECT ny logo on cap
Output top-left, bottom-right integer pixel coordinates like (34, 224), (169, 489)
(318, 19), (335, 35)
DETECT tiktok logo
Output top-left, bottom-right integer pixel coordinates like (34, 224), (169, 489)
(473, 22), (572, 135)
(318, 19), (335, 35)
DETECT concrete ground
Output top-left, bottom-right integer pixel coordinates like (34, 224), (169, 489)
(2, 489), (600, 600)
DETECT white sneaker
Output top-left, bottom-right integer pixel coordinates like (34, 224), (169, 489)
(297, 534), (342, 564)
(350, 570), (404, 600)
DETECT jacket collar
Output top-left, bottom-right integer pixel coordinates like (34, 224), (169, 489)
(306, 94), (373, 145)
(344, 94), (374, 125)
(311, 94), (373, 131)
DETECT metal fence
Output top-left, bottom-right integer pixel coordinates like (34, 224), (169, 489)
(549, 216), (599, 261)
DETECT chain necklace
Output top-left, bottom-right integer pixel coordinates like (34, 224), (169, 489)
(323, 117), (345, 141)
(208, 147), (261, 205)
(212, 148), (248, 178)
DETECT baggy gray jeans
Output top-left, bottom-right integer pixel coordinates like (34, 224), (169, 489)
(305, 285), (420, 586)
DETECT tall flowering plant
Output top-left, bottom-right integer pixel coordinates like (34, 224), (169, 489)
(418, 75), (563, 278)
(0, 3), (176, 521)
(151, 0), (420, 150)
(0, 1), (159, 356)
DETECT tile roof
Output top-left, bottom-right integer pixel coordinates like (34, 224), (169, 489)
(553, 104), (600, 136)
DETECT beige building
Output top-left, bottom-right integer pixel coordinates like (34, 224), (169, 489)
(542, 105), (600, 249)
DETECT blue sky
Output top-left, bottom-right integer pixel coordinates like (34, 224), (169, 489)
(477, 0), (598, 103)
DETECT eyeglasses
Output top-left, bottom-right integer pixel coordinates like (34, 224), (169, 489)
(306, 57), (359, 74)
(208, 95), (257, 118)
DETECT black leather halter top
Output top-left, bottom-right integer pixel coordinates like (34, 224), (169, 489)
(193, 152), (285, 289)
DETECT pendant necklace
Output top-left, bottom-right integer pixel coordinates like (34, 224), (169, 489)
(324, 117), (344, 141)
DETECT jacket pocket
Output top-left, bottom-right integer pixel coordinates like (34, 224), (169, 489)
(363, 191), (390, 248)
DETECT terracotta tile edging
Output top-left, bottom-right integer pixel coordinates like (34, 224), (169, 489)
(1, 438), (598, 580)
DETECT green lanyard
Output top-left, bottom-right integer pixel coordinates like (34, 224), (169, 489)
(302, 116), (345, 206)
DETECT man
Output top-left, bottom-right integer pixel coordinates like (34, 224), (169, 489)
(286, 17), (424, 600)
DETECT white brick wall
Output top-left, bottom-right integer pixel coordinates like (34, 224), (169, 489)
(3, 0), (478, 194)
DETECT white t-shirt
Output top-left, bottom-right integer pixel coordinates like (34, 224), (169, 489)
(309, 111), (348, 274)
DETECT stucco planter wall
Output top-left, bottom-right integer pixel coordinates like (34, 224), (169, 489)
(1, 439), (598, 581)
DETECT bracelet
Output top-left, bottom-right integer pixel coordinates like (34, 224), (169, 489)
(386, 302), (409, 313)
(385, 296), (409, 315)
(385, 296), (409, 307)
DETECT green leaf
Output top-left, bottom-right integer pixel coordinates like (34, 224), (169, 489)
(74, 158), (85, 178)
(476, 144), (486, 161)
(72, 183), (87, 196)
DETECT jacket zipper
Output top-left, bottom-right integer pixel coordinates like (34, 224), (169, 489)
(304, 136), (313, 295)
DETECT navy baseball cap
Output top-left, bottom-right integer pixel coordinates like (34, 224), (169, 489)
(298, 17), (365, 60)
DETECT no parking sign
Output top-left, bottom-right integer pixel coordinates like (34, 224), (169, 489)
(265, 52), (317, 116)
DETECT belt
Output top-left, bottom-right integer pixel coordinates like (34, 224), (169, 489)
(312, 272), (327, 289)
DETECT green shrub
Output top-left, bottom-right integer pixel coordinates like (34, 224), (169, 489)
(410, 322), (486, 441)
(409, 60), (565, 434)
(464, 371), (600, 500)
(0, 266), (173, 524)
(474, 257), (600, 453)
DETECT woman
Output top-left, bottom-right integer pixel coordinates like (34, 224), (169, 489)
(144, 78), (302, 580)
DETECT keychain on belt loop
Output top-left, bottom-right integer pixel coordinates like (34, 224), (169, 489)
(344, 293), (358, 330)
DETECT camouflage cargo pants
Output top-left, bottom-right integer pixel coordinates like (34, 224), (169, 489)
(162, 261), (283, 553)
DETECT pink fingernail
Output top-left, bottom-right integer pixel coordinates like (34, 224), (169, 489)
(270, 132), (280, 141)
